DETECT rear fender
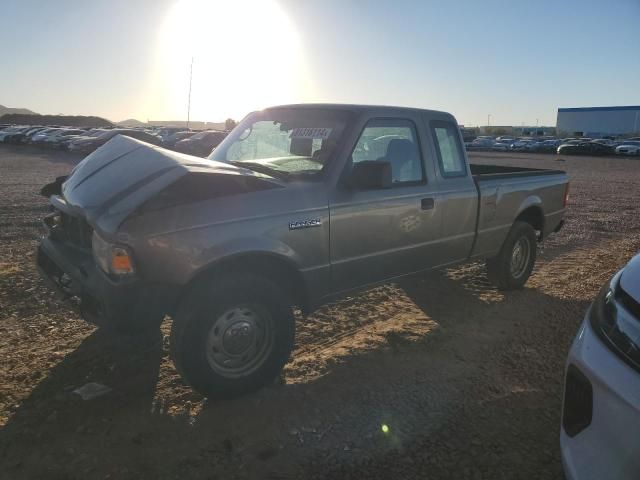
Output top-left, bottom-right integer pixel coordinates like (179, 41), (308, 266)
(514, 197), (544, 238)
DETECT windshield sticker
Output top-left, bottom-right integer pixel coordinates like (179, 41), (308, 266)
(290, 127), (332, 140)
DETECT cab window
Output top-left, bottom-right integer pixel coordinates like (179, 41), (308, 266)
(431, 122), (466, 178)
(351, 119), (424, 184)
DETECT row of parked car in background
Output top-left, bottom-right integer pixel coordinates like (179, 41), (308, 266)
(0, 124), (229, 157)
(3, 122), (639, 159)
(466, 135), (640, 156)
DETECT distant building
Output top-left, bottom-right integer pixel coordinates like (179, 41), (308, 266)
(479, 125), (514, 135)
(512, 126), (556, 137)
(556, 106), (640, 138)
(459, 126), (478, 141)
(480, 125), (555, 137)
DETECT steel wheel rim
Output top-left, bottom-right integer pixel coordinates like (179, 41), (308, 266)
(205, 304), (274, 378)
(510, 236), (531, 279)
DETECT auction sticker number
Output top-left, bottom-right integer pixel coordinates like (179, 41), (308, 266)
(290, 127), (332, 140)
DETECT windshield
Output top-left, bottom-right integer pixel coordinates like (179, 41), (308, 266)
(209, 108), (351, 178)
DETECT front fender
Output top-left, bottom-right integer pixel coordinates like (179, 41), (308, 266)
(190, 236), (304, 281)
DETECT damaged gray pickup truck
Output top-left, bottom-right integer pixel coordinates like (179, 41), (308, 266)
(37, 104), (569, 397)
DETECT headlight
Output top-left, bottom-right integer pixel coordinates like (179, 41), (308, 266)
(590, 270), (640, 371)
(92, 231), (135, 276)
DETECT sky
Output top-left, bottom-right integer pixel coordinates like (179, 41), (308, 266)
(1, 0), (638, 126)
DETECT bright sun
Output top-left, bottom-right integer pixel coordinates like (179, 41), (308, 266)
(153, 0), (307, 122)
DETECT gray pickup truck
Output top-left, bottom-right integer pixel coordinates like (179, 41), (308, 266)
(37, 104), (569, 397)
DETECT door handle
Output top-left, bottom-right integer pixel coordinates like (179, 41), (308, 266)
(421, 198), (435, 210)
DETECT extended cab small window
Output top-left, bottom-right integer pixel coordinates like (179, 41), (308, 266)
(431, 122), (466, 178)
(351, 119), (424, 184)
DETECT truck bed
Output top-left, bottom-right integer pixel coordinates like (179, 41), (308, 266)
(468, 163), (569, 260)
(470, 164), (565, 179)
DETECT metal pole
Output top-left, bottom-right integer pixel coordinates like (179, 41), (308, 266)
(187, 57), (193, 129)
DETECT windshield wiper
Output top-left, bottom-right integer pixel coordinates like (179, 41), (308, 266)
(228, 161), (290, 180)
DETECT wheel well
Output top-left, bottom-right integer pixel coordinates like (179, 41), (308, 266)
(180, 253), (309, 313)
(516, 206), (544, 238)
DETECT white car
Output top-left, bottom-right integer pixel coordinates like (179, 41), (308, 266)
(0, 126), (28, 142)
(491, 141), (512, 151)
(615, 141), (640, 156)
(561, 253), (640, 480)
(468, 137), (494, 150)
(31, 128), (64, 144)
(511, 139), (533, 151)
(42, 128), (86, 147)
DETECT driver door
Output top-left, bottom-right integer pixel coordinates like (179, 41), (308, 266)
(328, 116), (442, 293)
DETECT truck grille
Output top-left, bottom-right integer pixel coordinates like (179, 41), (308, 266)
(59, 212), (93, 249)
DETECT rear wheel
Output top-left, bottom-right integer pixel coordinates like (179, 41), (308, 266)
(486, 221), (537, 290)
(170, 273), (295, 398)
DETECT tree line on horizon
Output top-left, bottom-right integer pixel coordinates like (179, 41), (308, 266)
(0, 113), (113, 128)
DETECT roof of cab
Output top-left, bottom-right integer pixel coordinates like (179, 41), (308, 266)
(264, 103), (456, 119)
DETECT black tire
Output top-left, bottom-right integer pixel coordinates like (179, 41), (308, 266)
(486, 221), (537, 290)
(170, 273), (295, 399)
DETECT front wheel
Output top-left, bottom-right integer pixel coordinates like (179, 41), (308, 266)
(170, 273), (295, 398)
(486, 221), (537, 290)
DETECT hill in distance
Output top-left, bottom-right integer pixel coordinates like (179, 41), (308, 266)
(0, 104), (111, 128)
(117, 118), (146, 127)
(0, 104), (37, 116)
(1, 112), (113, 128)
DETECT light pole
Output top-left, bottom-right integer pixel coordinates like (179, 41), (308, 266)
(487, 114), (492, 126)
(186, 57), (193, 130)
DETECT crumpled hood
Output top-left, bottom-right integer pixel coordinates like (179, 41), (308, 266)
(620, 253), (640, 303)
(61, 134), (281, 233)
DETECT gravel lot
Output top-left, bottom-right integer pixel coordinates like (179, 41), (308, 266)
(1, 145), (639, 479)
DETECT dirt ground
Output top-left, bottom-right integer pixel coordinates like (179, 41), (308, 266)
(1, 145), (639, 479)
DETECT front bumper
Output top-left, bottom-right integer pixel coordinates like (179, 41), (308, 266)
(37, 236), (176, 329)
(560, 314), (640, 480)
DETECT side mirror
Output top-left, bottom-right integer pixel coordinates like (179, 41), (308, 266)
(346, 161), (392, 190)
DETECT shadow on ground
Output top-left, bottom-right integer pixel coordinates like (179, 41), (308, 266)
(0, 266), (587, 479)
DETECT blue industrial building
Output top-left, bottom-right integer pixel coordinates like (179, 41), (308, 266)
(557, 106), (640, 137)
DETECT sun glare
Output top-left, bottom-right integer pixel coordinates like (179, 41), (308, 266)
(154, 0), (307, 122)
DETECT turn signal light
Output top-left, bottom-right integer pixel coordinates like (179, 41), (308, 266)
(111, 248), (134, 274)
(92, 231), (136, 276)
